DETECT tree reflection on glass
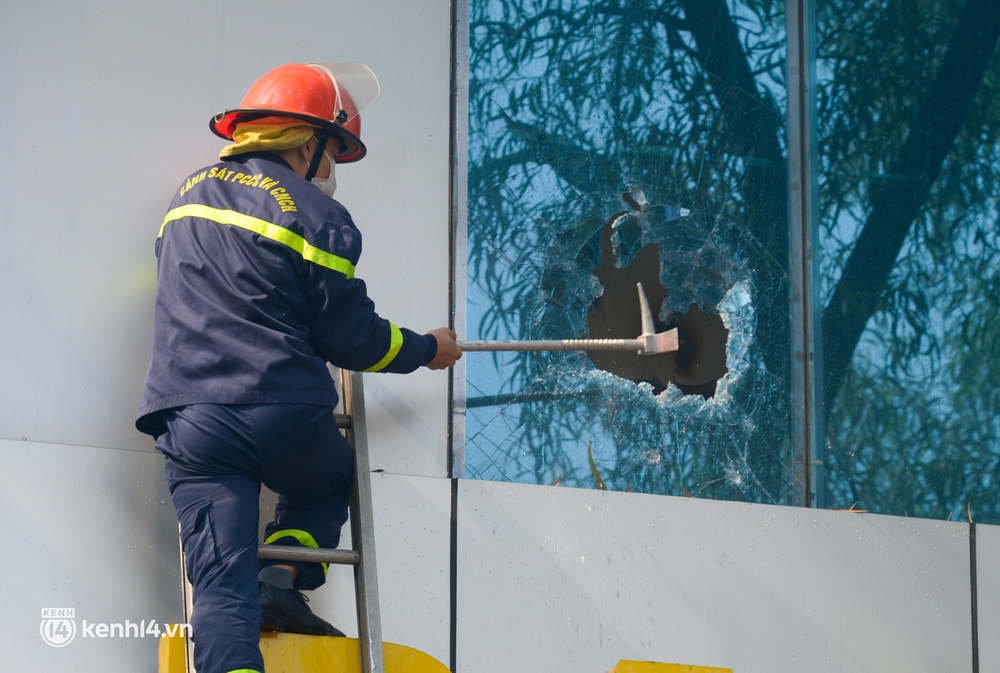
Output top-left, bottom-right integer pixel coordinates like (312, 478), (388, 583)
(463, 0), (1000, 522)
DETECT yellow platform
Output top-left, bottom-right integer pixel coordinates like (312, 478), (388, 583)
(159, 631), (449, 673)
(160, 632), (730, 673)
(607, 661), (733, 673)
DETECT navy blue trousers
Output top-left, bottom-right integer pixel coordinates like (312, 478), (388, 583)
(156, 403), (354, 673)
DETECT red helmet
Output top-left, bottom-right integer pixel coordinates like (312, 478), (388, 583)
(210, 63), (379, 163)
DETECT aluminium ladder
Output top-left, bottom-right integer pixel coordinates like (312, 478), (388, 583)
(178, 369), (385, 673)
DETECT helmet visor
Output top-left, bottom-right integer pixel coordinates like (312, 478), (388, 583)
(309, 63), (380, 125)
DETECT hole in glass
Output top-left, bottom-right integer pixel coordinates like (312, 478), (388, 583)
(586, 192), (729, 398)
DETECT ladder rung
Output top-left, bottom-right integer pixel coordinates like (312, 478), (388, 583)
(257, 544), (361, 566)
(334, 413), (351, 429)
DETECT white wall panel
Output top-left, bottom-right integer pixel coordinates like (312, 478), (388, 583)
(456, 480), (972, 673)
(0, 439), (181, 671)
(1, 0), (454, 476)
(270, 476), (985, 673)
(330, 1), (455, 478)
(370, 473), (453, 665)
(978, 523), (1000, 671)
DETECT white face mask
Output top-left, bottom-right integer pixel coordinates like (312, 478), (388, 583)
(311, 151), (337, 198)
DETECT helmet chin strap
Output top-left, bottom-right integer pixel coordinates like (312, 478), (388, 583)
(304, 130), (329, 181)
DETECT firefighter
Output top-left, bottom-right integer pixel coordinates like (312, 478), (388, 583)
(136, 62), (461, 673)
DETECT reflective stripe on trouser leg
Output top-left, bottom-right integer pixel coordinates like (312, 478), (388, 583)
(263, 528), (329, 577)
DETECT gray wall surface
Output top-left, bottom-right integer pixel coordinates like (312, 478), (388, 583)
(0, 0), (454, 467)
(1, 1), (453, 670)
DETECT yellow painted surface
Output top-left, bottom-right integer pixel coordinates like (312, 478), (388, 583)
(607, 661), (733, 673)
(159, 632), (449, 673)
(157, 630), (187, 672)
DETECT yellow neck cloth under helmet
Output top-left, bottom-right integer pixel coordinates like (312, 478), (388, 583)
(219, 116), (318, 158)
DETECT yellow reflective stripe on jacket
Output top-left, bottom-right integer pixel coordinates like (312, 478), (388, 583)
(364, 323), (404, 372)
(160, 204), (356, 278)
(263, 529), (328, 576)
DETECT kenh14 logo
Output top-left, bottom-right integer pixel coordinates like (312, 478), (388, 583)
(40, 608), (77, 647)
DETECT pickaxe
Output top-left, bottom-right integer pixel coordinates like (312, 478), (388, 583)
(457, 283), (678, 356)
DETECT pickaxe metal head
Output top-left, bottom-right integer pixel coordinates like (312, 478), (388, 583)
(636, 282), (679, 355)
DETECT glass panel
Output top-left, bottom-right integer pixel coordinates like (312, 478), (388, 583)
(462, 0), (798, 504)
(817, 0), (1000, 522)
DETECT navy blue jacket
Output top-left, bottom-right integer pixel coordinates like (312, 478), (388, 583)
(136, 152), (436, 436)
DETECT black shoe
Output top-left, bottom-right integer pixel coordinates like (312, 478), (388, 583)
(259, 581), (345, 637)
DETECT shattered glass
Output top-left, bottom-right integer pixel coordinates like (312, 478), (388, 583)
(460, 0), (1000, 522)
(460, 0), (797, 503)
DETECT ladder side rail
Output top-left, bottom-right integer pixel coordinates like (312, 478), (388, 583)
(178, 528), (196, 673)
(342, 369), (385, 673)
